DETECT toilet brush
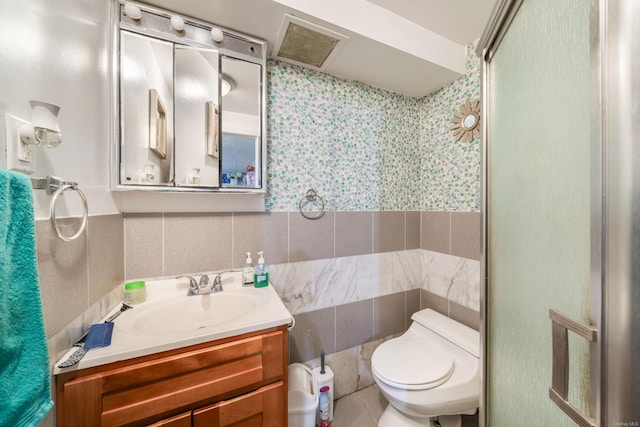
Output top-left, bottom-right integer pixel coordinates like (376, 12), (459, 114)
(313, 351), (334, 423)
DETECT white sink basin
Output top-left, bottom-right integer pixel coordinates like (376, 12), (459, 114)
(129, 289), (268, 335)
(54, 271), (292, 374)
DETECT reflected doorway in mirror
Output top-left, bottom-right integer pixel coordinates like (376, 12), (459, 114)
(205, 101), (219, 159)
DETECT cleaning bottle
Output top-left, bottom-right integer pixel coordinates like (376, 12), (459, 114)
(313, 351), (334, 424)
(254, 251), (269, 288)
(318, 385), (331, 427)
(243, 252), (254, 286)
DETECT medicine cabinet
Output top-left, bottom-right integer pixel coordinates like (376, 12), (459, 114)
(111, 0), (266, 194)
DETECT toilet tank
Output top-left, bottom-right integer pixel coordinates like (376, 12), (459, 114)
(411, 309), (479, 357)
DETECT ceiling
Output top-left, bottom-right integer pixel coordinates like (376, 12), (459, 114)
(142, 0), (497, 98)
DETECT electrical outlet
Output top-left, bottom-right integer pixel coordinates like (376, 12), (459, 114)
(4, 114), (35, 174)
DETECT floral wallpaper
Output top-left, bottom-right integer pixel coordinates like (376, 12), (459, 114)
(420, 44), (482, 211)
(265, 44), (481, 212)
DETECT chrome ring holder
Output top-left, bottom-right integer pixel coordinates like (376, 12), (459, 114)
(32, 176), (89, 241)
(298, 189), (325, 220)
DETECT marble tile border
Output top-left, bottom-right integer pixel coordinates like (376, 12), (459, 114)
(271, 249), (479, 315)
(421, 250), (480, 312)
(269, 250), (424, 315)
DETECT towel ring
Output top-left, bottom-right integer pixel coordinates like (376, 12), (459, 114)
(299, 189), (325, 220)
(50, 183), (88, 242)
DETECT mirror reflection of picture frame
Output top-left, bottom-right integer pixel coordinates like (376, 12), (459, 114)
(206, 101), (219, 158)
(149, 88), (167, 159)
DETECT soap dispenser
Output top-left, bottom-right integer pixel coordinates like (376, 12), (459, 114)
(243, 252), (254, 286)
(254, 251), (269, 288)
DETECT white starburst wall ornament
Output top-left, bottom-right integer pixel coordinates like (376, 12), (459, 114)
(450, 99), (481, 143)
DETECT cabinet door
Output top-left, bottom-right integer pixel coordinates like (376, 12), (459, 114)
(147, 411), (192, 427)
(193, 382), (285, 427)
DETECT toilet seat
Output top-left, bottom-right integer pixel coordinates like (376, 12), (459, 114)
(372, 336), (454, 390)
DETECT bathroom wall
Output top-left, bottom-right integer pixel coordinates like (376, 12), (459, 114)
(420, 44), (482, 212)
(266, 44), (482, 213)
(0, 0), (119, 218)
(266, 60), (421, 211)
(0, 0), (481, 422)
(39, 48), (481, 351)
(37, 34), (482, 400)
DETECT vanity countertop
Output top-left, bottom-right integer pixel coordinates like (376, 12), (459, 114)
(53, 271), (292, 374)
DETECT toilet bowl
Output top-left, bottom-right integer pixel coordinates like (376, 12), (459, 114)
(371, 308), (480, 427)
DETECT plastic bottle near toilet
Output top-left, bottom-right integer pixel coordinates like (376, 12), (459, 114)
(313, 351), (334, 426)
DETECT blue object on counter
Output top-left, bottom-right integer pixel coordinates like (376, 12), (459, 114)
(0, 170), (53, 426)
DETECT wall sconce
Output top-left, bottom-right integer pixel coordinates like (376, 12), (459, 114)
(19, 100), (62, 148)
(4, 100), (61, 174)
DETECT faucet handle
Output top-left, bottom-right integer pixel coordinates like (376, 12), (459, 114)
(212, 270), (234, 293)
(212, 274), (223, 293)
(177, 275), (199, 295)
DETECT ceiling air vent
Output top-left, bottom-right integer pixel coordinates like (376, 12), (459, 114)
(273, 14), (348, 71)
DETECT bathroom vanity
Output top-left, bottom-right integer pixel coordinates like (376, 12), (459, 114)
(56, 325), (288, 426)
(54, 272), (292, 426)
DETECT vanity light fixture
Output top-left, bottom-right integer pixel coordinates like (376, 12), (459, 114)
(211, 27), (224, 43)
(123, 3), (141, 20)
(19, 100), (62, 148)
(170, 15), (185, 32)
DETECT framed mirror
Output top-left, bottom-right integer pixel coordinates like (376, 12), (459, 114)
(450, 99), (480, 143)
(111, 0), (267, 193)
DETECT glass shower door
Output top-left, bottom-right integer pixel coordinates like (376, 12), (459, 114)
(485, 0), (595, 425)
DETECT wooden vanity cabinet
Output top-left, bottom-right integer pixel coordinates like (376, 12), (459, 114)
(192, 382), (284, 426)
(56, 325), (288, 427)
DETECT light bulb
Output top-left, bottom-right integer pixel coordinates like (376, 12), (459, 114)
(171, 15), (185, 32)
(211, 27), (224, 43)
(124, 3), (142, 20)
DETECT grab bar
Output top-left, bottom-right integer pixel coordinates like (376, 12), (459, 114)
(31, 175), (88, 241)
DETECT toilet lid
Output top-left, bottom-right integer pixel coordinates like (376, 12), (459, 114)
(372, 337), (454, 390)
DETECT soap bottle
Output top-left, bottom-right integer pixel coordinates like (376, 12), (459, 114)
(243, 252), (254, 286)
(253, 251), (269, 288)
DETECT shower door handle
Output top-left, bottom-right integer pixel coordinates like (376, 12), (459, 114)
(548, 309), (597, 427)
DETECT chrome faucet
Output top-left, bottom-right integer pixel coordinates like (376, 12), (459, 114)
(177, 274), (212, 296)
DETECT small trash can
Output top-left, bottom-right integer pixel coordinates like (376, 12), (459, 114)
(288, 363), (318, 427)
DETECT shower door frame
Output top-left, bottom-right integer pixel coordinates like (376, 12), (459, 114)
(481, 0), (640, 424)
(478, 0), (605, 425)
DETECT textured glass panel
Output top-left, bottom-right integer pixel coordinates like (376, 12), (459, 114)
(487, 0), (591, 425)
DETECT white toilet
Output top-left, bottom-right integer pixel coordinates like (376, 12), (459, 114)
(371, 308), (480, 427)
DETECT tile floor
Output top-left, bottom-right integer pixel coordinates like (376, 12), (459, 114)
(333, 384), (388, 426)
(331, 385), (479, 427)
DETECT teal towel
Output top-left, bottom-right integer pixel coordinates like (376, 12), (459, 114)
(0, 170), (53, 426)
